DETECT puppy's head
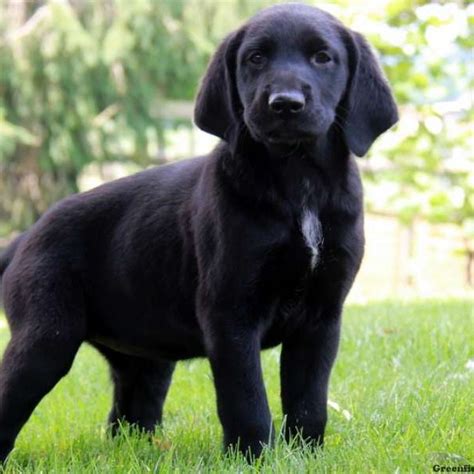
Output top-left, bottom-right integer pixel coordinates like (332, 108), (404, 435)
(194, 4), (398, 157)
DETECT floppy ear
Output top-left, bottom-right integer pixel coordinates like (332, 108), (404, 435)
(343, 31), (398, 157)
(194, 30), (244, 141)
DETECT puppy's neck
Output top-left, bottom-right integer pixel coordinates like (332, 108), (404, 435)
(218, 128), (350, 211)
(235, 126), (349, 169)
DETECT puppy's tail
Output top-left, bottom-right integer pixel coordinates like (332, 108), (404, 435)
(0, 233), (26, 277)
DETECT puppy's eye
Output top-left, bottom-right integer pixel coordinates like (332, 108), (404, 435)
(311, 51), (332, 65)
(248, 52), (266, 67)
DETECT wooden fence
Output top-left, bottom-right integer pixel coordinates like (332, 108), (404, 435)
(349, 214), (472, 302)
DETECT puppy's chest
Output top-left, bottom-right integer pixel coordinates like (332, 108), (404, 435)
(287, 177), (324, 273)
(277, 171), (325, 271)
(299, 208), (323, 271)
(260, 209), (324, 344)
(262, 206), (324, 290)
(257, 174), (327, 293)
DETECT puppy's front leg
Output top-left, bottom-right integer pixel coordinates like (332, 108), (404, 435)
(204, 313), (273, 459)
(280, 315), (341, 447)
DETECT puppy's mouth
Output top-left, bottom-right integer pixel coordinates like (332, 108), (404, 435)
(246, 117), (322, 146)
(265, 129), (316, 145)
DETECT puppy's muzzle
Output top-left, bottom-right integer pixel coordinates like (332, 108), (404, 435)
(268, 91), (306, 115)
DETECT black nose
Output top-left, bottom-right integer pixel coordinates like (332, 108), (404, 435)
(268, 91), (305, 114)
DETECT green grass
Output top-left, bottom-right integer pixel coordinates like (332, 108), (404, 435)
(0, 300), (473, 473)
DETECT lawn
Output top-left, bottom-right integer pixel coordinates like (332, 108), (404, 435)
(0, 300), (473, 473)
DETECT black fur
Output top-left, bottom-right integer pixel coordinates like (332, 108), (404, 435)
(0, 4), (397, 462)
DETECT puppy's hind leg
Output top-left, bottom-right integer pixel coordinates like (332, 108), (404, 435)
(0, 328), (84, 462)
(0, 276), (86, 462)
(95, 347), (176, 436)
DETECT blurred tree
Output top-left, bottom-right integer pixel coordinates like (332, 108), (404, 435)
(355, 1), (474, 284)
(0, 0), (206, 230)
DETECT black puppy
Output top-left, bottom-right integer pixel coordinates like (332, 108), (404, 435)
(0, 3), (397, 462)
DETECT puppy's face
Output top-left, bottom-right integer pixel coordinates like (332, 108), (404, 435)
(194, 4), (398, 157)
(236, 8), (349, 146)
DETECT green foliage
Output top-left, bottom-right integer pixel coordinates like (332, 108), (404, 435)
(0, 0), (210, 228)
(361, 2), (473, 240)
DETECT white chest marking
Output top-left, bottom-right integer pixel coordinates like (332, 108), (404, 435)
(301, 209), (323, 271)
